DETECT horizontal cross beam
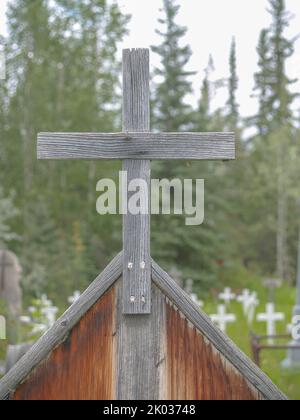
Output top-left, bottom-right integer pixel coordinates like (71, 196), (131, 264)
(37, 132), (235, 161)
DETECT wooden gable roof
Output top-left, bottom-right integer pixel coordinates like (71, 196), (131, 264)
(0, 253), (287, 400)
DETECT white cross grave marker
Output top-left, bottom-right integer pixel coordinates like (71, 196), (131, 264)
(184, 278), (203, 308)
(42, 305), (58, 329)
(245, 292), (259, 325)
(286, 321), (293, 335)
(40, 294), (52, 308)
(219, 288), (236, 306)
(31, 323), (48, 336)
(68, 291), (81, 306)
(257, 303), (285, 344)
(210, 305), (236, 334)
(237, 289), (251, 315)
(190, 293), (204, 309)
(19, 316), (31, 324)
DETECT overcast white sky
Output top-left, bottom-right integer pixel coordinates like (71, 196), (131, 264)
(0, 0), (300, 117)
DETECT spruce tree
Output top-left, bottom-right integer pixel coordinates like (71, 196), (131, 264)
(4, 0), (129, 297)
(151, 4), (234, 288)
(268, 0), (297, 128)
(226, 38), (239, 129)
(0, 187), (19, 248)
(249, 0), (298, 280)
(198, 56), (214, 132)
(151, 0), (195, 132)
(253, 29), (272, 136)
(268, 0), (297, 280)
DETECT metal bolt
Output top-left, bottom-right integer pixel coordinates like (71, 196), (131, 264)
(130, 296), (135, 303)
(128, 262), (133, 270)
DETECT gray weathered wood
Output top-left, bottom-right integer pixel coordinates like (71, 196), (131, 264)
(0, 252), (123, 400)
(116, 280), (166, 399)
(37, 131), (235, 161)
(151, 259), (288, 401)
(122, 48), (151, 314)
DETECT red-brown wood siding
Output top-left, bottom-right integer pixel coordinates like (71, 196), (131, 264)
(13, 288), (115, 400)
(165, 302), (261, 400)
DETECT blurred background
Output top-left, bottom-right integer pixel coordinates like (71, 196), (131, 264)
(0, 0), (299, 399)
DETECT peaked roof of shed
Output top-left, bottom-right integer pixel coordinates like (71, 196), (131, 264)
(0, 252), (287, 400)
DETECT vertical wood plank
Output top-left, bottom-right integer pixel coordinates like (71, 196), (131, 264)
(122, 48), (151, 314)
(116, 280), (166, 400)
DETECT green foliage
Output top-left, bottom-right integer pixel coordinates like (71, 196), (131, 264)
(0, 187), (19, 247)
(252, 0), (298, 136)
(197, 56), (215, 132)
(252, 29), (272, 136)
(151, 0), (195, 132)
(226, 37), (239, 129)
(1, 0), (129, 301)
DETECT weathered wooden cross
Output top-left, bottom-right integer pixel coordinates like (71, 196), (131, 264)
(38, 48), (235, 315)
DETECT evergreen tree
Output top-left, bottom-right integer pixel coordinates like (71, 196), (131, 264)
(267, 0), (297, 280)
(151, 0), (195, 132)
(197, 56), (214, 132)
(151, 6), (235, 288)
(0, 187), (19, 248)
(253, 29), (272, 136)
(226, 38), (239, 129)
(248, 0), (298, 280)
(252, 1), (296, 137)
(268, 0), (297, 128)
(4, 0), (129, 297)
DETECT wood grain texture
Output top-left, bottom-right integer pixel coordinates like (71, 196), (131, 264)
(122, 49), (151, 314)
(13, 287), (116, 400)
(37, 132), (235, 161)
(152, 260), (287, 401)
(165, 301), (261, 400)
(115, 280), (166, 400)
(0, 252), (123, 400)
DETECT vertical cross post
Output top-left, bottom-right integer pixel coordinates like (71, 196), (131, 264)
(122, 49), (151, 314)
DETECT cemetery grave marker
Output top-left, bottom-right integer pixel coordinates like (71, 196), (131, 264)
(68, 291), (81, 306)
(237, 289), (251, 315)
(37, 48), (235, 315)
(42, 306), (58, 329)
(246, 292), (259, 325)
(219, 287), (236, 306)
(257, 303), (285, 344)
(185, 278), (203, 308)
(210, 305), (236, 334)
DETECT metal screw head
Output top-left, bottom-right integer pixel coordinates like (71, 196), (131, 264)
(128, 262), (133, 270)
(130, 296), (135, 303)
(140, 261), (146, 270)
